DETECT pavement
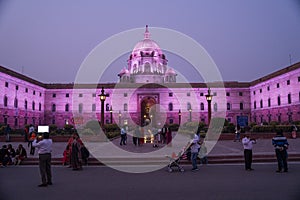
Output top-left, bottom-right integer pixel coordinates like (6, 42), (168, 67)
(1, 132), (300, 166)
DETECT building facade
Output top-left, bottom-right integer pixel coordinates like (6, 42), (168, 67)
(1, 27), (300, 129)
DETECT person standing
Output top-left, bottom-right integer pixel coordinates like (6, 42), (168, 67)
(272, 130), (289, 173)
(70, 132), (83, 170)
(242, 134), (256, 171)
(190, 133), (200, 171)
(5, 124), (11, 142)
(234, 124), (241, 142)
(32, 132), (53, 187)
(120, 126), (127, 146)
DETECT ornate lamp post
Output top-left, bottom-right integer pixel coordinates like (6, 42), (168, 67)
(110, 106), (113, 124)
(205, 88), (213, 126)
(189, 108), (192, 122)
(178, 109), (181, 125)
(98, 87), (108, 126)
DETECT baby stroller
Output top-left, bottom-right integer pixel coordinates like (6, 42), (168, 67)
(166, 142), (191, 172)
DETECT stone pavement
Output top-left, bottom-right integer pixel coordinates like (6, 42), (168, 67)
(1, 132), (300, 165)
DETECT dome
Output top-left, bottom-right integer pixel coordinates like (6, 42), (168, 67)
(131, 25), (163, 56)
(165, 67), (177, 75)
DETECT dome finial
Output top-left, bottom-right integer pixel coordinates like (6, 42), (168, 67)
(144, 25), (150, 39)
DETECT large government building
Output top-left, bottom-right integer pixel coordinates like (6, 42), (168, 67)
(1, 27), (300, 129)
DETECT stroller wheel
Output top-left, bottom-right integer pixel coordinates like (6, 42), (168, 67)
(180, 168), (184, 172)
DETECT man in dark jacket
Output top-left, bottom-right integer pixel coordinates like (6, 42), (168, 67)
(272, 130), (289, 172)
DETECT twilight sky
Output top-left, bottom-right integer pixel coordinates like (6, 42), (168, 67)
(0, 0), (300, 83)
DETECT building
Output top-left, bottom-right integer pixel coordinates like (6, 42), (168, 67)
(1, 26), (300, 129)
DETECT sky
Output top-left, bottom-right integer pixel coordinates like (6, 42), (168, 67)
(0, 0), (300, 84)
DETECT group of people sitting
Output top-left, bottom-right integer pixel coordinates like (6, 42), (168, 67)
(0, 144), (27, 167)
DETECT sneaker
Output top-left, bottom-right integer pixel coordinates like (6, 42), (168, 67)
(191, 168), (199, 171)
(47, 182), (53, 185)
(38, 184), (47, 187)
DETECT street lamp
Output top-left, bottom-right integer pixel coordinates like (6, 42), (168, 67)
(205, 88), (213, 126)
(110, 106), (113, 124)
(118, 110), (122, 125)
(178, 109), (181, 124)
(189, 108), (192, 122)
(98, 87), (108, 126)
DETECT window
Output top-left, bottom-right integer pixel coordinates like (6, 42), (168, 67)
(52, 118), (55, 125)
(25, 88), (28, 93)
(169, 118), (174, 124)
(78, 103), (83, 113)
(4, 96), (8, 107)
(240, 102), (244, 110)
(213, 92), (217, 96)
(106, 103), (110, 111)
(124, 103), (128, 111)
(92, 93), (96, 97)
(14, 98), (18, 108)
(259, 89), (262, 93)
(66, 93), (69, 98)
(14, 118), (18, 127)
(226, 92), (230, 96)
(277, 83), (280, 88)
(278, 115), (281, 123)
(52, 104), (56, 112)
(187, 102), (191, 110)
(16, 85), (19, 90)
(299, 92), (300, 102)
(287, 80), (290, 85)
(25, 100), (28, 110)
(298, 76), (300, 82)
(168, 103), (173, 111)
(65, 104), (69, 112)
(33, 90), (36, 95)
(169, 93), (173, 97)
(200, 103), (204, 111)
(288, 94), (292, 104)
(32, 101), (35, 110)
(5, 82), (8, 87)
(200, 93), (204, 96)
(267, 86), (270, 91)
(39, 92), (42, 97)
(124, 93), (127, 97)
(52, 93), (56, 98)
(92, 104), (96, 112)
(277, 96), (281, 106)
(213, 103), (218, 112)
(268, 98), (271, 107)
(39, 103), (42, 111)
(254, 101), (256, 109)
(260, 99), (263, 108)
(253, 91), (256, 95)
(227, 103), (231, 110)
(239, 92), (243, 96)
(79, 93), (83, 97)
(187, 92), (190, 96)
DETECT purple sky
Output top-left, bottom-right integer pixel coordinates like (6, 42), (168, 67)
(0, 0), (300, 83)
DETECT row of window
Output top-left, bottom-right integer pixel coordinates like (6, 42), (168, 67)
(253, 93), (300, 109)
(4, 82), (42, 96)
(52, 93), (97, 98)
(253, 77), (300, 95)
(3, 96), (42, 111)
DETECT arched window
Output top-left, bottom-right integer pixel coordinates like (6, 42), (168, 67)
(106, 103), (110, 111)
(268, 98), (271, 107)
(187, 102), (191, 110)
(4, 96), (8, 107)
(92, 104), (96, 112)
(277, 96), (281, 106)
(52, 104), (56, 112)
(260, 99), (263, 108)
(32, 101), (35, 110)
(14, 98), (18, 108)
(227, 103), (231, 110)
(168, 103), (173, 111)
(124, 103), (128, 111)
(39, 103), (42, 111)
(79, 103), (83, 113)
(240, 102), (244, 110)
(213, 103), (218, 112)
(65, 104), (69, 112)
(200, 103), (204, 111)
(25, 100), (28, 110)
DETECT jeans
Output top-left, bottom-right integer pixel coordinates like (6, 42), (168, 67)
(191, 152), (198, 169)
(275, 149), (288, 171)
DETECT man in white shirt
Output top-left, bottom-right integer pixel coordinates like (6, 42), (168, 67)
(32, 132), (53, 187)
(242, 134), (256, 171)
(190, 133), (200, 171)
